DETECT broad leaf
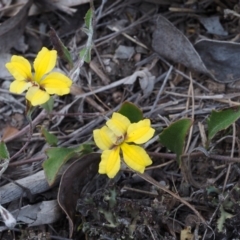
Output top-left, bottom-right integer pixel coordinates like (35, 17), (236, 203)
(118, 102), (143, 123)
(43, 143), (93, 186)
(58, 153), (100, 238)
(207, 107), (240, 141)
(43, 147), (78, 186)
(159, 119), (192, 165)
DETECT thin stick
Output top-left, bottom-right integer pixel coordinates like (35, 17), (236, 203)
(122, 186), (158, 197)
(148, 151), (240, 163)
(147, 66), (172, 117)
(223, 123), (236, 192)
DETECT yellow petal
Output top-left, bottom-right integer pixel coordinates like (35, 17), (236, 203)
(106, 112), (130, 136)
(26, 86), (50, 106)
(93, 126), (116, 150)
(6, 56), (32, 81)
(99, 148), (121, 178)
(126, 119), (155, 144)
(34, 47), (57, 82)
(40, 72), (72, 95)
(121, 143), (152, 173)
(9, 80), (32, 94)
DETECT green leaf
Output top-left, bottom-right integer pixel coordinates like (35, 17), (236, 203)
(0, 141), (10, 174)
(107, 189), (117, 209)
(41, 97), (54, 113)
(118, 102), (143, 123)
(41, 127), (58, 146)
(79, 8), (93, 64)
(0, 141), (9, 159)
(159, 119), (192, 165)
(43, 143), (93, 186)
(75, 143), (93, 154)
(84, 9), (93, 29)
(207, 107), (240, 141)
(43, 147), (78, 186)
(98, 208), (117, 228)
(79, 47), (92, 63)
(62, 46), (74, 69)
(206, 186), (220, 195)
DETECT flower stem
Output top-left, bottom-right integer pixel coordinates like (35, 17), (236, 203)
(9, 114), (33, 161)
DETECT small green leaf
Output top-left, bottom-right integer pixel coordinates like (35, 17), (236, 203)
(159, 119), (192, 165)
(43, 147), (78, 185)
(207, 107), (240, 141)
(79, 8), (93, 64)
(118, 102), (143, 123)
(206, 186), (220, 195)
(0, 141), (10, 174)
(41, 97), (54, 113)
(41, 127), (58, 146)
(0, 141), (9, 159)
(84, 9), (93, 29)
(108, 189), (117, 209)
(79, 47), (92, 63)
(62, 46), (74, 69)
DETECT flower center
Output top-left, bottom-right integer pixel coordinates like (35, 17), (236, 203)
(29, 76), (38, 86)
(114, 135), (124, 145)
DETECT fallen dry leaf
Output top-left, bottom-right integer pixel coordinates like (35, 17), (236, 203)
(195, 39), (240, 83)
(124, 68), (155, 97)
(58, 153), (100, 238)
(1, 126), (19, 141)
(152, 14), (240, 83)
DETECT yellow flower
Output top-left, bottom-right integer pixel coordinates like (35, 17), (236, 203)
(6, 47), (72, 106)
(93, 112), (155, 178)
